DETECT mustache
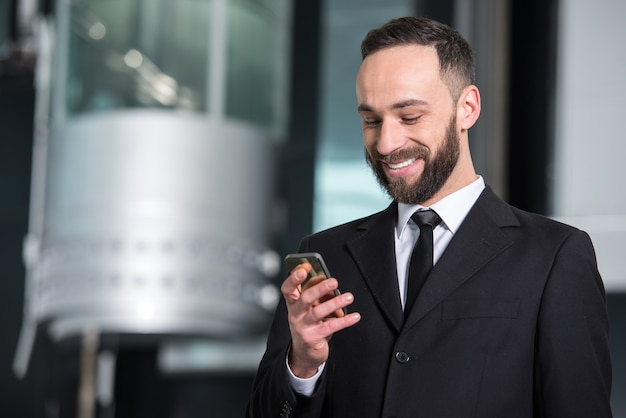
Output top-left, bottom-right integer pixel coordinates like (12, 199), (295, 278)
(369, 145), (430, 164)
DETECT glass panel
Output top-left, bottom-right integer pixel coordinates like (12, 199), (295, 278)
(66, 0), (210, 116)
(226, 0), (290, 137)
(0, 1), (10, 60)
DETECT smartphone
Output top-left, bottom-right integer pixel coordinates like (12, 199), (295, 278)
(284, 252), (346, 316)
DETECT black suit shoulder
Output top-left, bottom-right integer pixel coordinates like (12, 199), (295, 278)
(476, 186), (588, 244)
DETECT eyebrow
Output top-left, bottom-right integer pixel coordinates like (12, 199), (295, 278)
(357, 99), (429, 113)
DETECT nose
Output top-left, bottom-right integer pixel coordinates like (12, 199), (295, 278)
(376, 119), (404, 156)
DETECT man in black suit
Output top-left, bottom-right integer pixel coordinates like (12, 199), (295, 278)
(247, 16), (612, 417)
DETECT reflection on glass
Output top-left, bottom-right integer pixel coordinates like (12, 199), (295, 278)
(66, 0), (210, 116)
(226, 0), (290, 137)
(64, 0), (291, 138)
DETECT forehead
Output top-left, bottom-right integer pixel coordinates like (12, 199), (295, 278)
(356, 44), (449, 108)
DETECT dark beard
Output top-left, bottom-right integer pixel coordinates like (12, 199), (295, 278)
(365, 116), (460, 204)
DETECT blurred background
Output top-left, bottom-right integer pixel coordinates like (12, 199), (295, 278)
(1, 0), (624, 417)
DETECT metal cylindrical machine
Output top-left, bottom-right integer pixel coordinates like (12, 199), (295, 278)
(15, 0), (291, 377)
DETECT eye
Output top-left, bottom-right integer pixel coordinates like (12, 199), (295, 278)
(401, 115), (421, 124)
(361, 117), (381, 127)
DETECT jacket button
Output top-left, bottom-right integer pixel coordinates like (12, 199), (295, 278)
(395, 351), (410, 363)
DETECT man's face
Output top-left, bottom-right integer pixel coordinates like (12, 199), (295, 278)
(365, 114), (459, 204)
(356, 44), (461, 205)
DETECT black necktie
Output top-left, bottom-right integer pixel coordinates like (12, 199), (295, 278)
(405, 209), (442, 319)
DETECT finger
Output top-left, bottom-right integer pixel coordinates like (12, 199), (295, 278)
(281, 264), (312, 301)
(301, 274), (327, 292)
(299, 277), (340, 306)
(300, 278), (347, 318)
(289, 262), (313, 275)
(317, 310), (362, 335)
(308, 291), (355, 322)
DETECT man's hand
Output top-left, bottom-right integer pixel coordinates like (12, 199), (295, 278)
(282, 263), (361, 378)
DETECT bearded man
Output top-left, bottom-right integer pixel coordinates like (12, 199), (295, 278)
(247, 16), (612, 418)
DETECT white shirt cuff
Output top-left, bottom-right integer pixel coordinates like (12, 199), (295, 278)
(285, 354), (325, 396)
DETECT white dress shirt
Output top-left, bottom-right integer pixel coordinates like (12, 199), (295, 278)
(289, 176), (486, 396)
(395, 176), (485, 307)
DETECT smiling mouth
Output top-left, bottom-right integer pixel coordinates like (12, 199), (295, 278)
(386, 158), (417, 170)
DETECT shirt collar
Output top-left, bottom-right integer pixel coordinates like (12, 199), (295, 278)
(396, 176), (486, 239)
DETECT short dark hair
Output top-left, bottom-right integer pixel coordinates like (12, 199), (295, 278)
(360, 16), (476, 100)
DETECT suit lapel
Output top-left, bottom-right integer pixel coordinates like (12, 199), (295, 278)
(347, 203), (405, 332)
(405, 187), (519, 327)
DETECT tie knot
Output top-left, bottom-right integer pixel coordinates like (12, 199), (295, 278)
(411, 209), (442, 229)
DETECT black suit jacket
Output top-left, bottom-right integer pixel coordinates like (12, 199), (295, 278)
(247, 187), (612, 418)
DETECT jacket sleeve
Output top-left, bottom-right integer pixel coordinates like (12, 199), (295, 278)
(533, 229), (613, 417)
(246, 290), (328, 418)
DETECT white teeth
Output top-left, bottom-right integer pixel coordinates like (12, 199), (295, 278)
(387, 158), (417, 169)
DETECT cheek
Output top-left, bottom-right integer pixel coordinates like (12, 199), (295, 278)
(409, 119), (446, 147)
(405, 125), (434, 147)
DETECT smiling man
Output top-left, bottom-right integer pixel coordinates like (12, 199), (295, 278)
(247, 16), (612, 418)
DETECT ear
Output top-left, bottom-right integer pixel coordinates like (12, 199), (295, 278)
(456, 85), (481, 131)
